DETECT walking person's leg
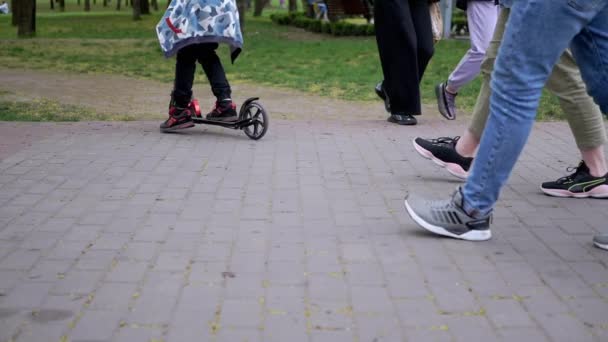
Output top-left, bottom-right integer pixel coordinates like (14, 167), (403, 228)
(568, 6), (608, 249)
(436, 1), (499, 120)
(409, 0), (434, 82)
(405, 0), (608, 241)
(414, 7), (608, 195)
(374, 0), (423, 125)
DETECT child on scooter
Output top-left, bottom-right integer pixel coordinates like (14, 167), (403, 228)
(156, 0), (243, 132)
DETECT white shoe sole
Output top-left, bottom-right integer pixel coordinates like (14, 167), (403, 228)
(593, 241), (608, 251)
(540, 184), (608, 198)
(404, 199), (491, 241)
(412, 139), (468, 180)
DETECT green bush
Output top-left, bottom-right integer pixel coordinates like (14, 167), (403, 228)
(308, 19), (323, 33)
(270, 12), (375, 37)
(451, 9), (468, 34)
(321, 21), (333, 34)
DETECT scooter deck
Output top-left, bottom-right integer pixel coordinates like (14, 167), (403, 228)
(191, 117), (255, 129)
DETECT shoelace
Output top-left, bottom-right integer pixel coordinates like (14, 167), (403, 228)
(429, 136), (460, 146)
(555, 161), (587, 184)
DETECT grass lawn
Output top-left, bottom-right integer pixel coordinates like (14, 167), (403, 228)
(0, 97), (135, 121)
(0, 1), (564, 120)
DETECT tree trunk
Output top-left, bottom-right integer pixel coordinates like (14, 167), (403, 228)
(84, 0), (90, 11)
(11, 0), (18, 26)
(103, 0), (107, 7)
(140, 0), (149, 14)
(151, 0), (158, 11)
(116, 0), (121, 10)
(132, 0), (141, 19)
(167, 0), (170, 8)
(93, 0), (96, 5)
(253, 0), (267, 17)
(50, 0), (54, 10)
(236, 0), (245, 32)
(17, 0), (36, 37)
(288, 0), (296, 12)
(77, 0), (80, 5)
(59, 0), (65, 11)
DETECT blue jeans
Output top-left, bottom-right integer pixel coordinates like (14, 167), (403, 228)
(461, 0), (608, 217)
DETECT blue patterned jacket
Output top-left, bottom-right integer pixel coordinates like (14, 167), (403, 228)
(156, 0), (243, 62)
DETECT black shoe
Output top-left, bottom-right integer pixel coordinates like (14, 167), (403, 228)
(540, 161), (608, 198)
(412, 136), (472, 179)
(435, 82), (457, 120)
(206, 100), (238, 122)
(388, 113), (417, 125)
(375, 81), (390, 113)
(160, 101), (195, 133)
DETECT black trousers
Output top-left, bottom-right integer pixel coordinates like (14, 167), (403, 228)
(374, 0), (434, 115)
(173, 43), (231, 106)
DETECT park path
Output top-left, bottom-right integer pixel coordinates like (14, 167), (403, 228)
(0, 68), (436, 121)
(1, 68), (608, 342)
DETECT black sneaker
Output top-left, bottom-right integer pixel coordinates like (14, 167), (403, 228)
(375, 81), (390, 113)
(540, 161), (608, 198)
(206, 100), (238, 122)
(388, 113), (417, 126)
(160, 101), (195, 133)
(412, 136), (472, 180)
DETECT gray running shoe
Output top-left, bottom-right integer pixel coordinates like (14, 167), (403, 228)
(435, 82), (457, 120)
(404, 188), (492, 241)
(593, 234), (608, 250)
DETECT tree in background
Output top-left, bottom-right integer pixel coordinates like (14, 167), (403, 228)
(116, 0), (121, 10)
(17, 0), (36, 37)
(84, 0), (91, 11)
(59, 0), (65, 11)
(50, 0), (54, 10)
(253, 0), (268, 16)
(151, 0), (158, 11)
(236, 0), (245, 30)
(133, 0), (141, 20)
(288, 0), (296, 12)
(11, 0), (18, 25)
(141, 0), (150, 14)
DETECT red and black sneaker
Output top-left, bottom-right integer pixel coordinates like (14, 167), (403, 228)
(206, 100), (238, 122)
(160, 100), (196, 133)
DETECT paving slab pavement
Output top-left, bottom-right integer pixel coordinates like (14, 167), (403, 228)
(0, 117), (607, 342)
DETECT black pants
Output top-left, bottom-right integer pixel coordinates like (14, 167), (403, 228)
(173, 43), (231, 106)
(374, 0), (434, 115)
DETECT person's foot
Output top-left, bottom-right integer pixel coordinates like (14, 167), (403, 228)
(540, 161), (608, 198)
(412, 136), (472, 179)
(404, 187), (492, 241)
(160, 101), (195, 133)
(388, 113), (417, 125)
(375, 81), (391, 113)
(435, 82), (457, 120)
(206, 100), (238, 122)
(593, 234), (608, 250)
